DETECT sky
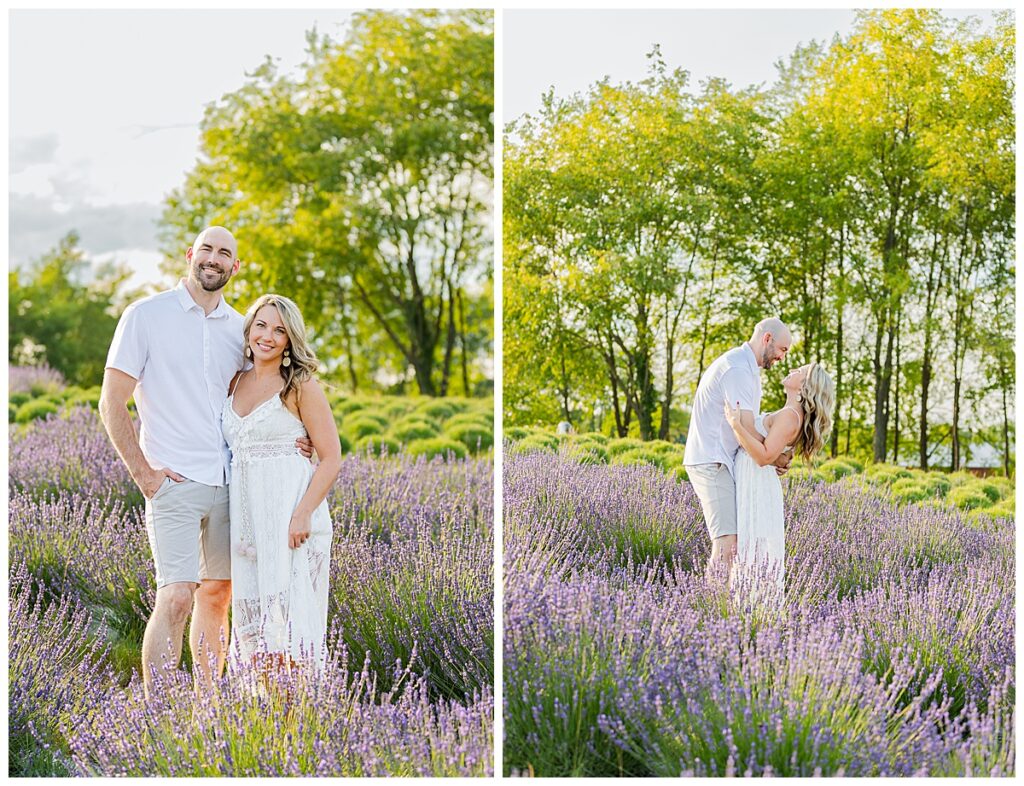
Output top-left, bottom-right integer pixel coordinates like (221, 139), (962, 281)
(8, 8), (1003, 293)
(9, 9), (355, 291)
(504, 8), (1002, 123)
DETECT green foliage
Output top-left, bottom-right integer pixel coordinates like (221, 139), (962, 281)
(511, 434), (558, 455)
(405, 437), (469, 460)
(444, 423), (494, 452)
(502, 9), (1014, 472)
(161, 10), (494, 398)
(15, 399), (58, 424)
(611, 448), (676, 472)
(9, 233), (135, 387)
(865, 464), (914, 486)
(355, 434), (401, 456)
(947, 485), (992, 511)
(818, 460), (859, 482)
(890, 479), (931, 504)
(607, 438), (644, 457)
(389, 420), (440, 442)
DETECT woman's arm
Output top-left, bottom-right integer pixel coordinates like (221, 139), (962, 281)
(724, 402), (799, 467)
(287, 378), (343, 548)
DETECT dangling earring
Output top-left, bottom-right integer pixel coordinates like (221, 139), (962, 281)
(282, 348), (291, 368)
(796, 393), (803, 403)
(245, 345), (252, 359)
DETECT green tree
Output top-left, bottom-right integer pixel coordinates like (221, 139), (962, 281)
(162, 9), (494, 397)
(9, 232), (131, 386)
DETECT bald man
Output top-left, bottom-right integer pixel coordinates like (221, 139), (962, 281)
(683, 318), (793, 578)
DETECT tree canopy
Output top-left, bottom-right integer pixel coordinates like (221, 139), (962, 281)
(504, 9), (1014, 472)
(162, 9), (494, 397)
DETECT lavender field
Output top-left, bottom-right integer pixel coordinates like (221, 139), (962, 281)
(10, 406), (493, 777)
(504, 449), (1015, 777)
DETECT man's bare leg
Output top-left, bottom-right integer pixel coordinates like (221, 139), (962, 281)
(190, 579), (231, 690)
(706, 534), (738, 585)
(142, 582), (196, 700)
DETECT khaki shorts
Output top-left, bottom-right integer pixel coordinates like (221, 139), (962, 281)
(686, 462), (737, 539)
(144, 478), (231, 589)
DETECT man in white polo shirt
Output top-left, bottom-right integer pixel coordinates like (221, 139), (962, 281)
(99, 225), (310, 697)
(684, 318), (792, 579)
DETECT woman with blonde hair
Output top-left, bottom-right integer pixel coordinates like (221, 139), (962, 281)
(724, 362), (835, 596)
(222, 294), (341, 674)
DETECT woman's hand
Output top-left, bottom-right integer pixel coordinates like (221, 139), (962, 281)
(723, 400), (742, 429)
(288, 510), (312, 549)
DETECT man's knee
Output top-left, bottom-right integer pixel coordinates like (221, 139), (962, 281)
(195, 579), (231, 612)
(157, 583), (196, 625)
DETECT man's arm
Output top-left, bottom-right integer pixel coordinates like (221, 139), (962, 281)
(99, 368), (183, 498)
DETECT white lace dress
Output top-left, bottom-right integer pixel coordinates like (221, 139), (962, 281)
(222, 392), (332, 671)
(734, 414), (785, 596)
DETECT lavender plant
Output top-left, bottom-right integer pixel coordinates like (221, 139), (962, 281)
(503, 451), (1015, 776)
(9, 401), (495, 776)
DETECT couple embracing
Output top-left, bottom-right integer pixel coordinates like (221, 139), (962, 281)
(99, 226), (341, 698)
(684, 318), (835, 594)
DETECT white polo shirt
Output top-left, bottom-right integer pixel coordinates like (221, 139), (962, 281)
(106, 280), (245, 486)
(683, 343), (762, 478)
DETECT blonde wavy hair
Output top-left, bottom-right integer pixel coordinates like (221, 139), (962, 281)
(792, 362), (835, 462)
(242, 294), (319, 404)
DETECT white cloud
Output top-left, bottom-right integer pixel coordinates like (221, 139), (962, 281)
(9, 133), (59, 173)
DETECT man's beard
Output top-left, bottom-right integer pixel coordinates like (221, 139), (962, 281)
(761, 343), (777, 369)
(193, 263), (230, 292)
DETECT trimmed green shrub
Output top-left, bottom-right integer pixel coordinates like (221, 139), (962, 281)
(841, 457), (865, 473)
(66, 391), (101, 409)
(971, 480), (1003, 504)
(947, 470), (976, 488)
(890, 479), (930, 504)
(445, 412), (492, 431)
(611, 448), (674, 472)
(564, 443), (609, 464)
(511, 434), (557, 455)
(15, 400), (58, 424)
(415, 400), (458, 421)
(337, 431), (353, 455)
(9, 402), (18, 423)
(343, 413), (388, 439)
(672, 465), (689, 483)
(578, 432), (609, 445)
(405, 437), (468, 460)
(505, 427), (530, 441)
(331, 398), (369, 416)
(818, 459), (858, 482)
(864, 463), (913, 486)
(381, 400), (415, 419)
(646, 439), (682, 456)
(607, 438), (644, 457)
(389, 420), (439, 442)
(9, 392), (31, 407)
(444, 423), (493, 452)
(948, 485), (991, 511)
(354, 434), (401, 456)
(922, 472), (953, 496)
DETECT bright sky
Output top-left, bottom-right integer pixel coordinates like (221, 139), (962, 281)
(9, 9), (355, 290)
(504, 8), (1002, 124)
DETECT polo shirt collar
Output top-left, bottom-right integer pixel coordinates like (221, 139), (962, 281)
(175, 279), (229, 318)
(742, 342), (760, 372)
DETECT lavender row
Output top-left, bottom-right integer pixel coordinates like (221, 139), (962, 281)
(10, 562), (493, 776)
(503, 451), (1015, 776)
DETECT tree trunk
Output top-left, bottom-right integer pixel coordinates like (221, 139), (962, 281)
(831, 224), (845, 458)
(1001, 360), (1011, 477)
(440, 279), (457, 396)
(892, 304), (901, 465)
(457, 288), (470, 395)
